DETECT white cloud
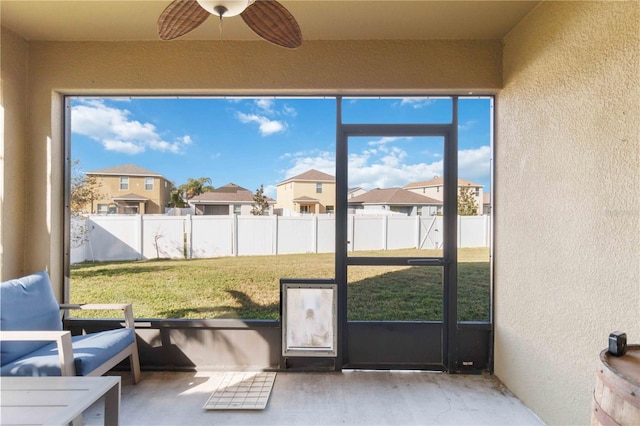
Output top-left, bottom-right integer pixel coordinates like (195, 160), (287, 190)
(399, 98), (435, 109)
(347, 153), (443, 190)
(367, 137), (401, 147)
(458, 145), (491, 183)
(280, 148), (442, 190)
(282, 105), (297, 117)
(102, 139), (145, 155)
(71, 99), (191, 155)
(458, 120), (478, 131)
(280, 144), (490, 190)
(255, 98), (274, 113)
(263, 184), (277, 198)
(283, 152), (335, 179)
(236, 112), (286, 136)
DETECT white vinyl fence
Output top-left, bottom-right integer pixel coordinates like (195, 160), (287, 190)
(71, 214), (490, 264)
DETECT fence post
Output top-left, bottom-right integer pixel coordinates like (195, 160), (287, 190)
(273, 215), (278, 255)
(185, 215), (192, 259)
(485, 214), (490, 247)
(349, 214), (355, 252)
(233, 214), (239, 256)
(137, 215), (144, 260)
(313, 215), (319, 253)
(382, 215), (388, 250)
(415, 215), (421, 249)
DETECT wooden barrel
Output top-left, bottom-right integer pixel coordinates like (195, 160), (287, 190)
(591, 344), (640, 425)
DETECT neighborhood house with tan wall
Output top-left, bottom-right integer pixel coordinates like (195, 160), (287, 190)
(276, 169), (336, 215)
(86, 164), (172, 215)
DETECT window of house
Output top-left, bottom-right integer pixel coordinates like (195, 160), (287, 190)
(326, 205), (334, 214)
(97, 204), (108, 214)
(233, 205), (241, 215)
(120, 176), (129, 190)
(316, 182), (322, 193)
(300, 205), (309, 213)
(145, 177), (154, 191)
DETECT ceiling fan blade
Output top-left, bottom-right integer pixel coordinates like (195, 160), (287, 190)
(158, 0), (210, 41)
(241, 1), (302, 49)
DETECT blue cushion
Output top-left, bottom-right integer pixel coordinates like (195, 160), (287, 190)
(0, 328), (135, 377)
(1, 271), (63, 366)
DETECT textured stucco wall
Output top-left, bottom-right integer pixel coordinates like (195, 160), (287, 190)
(495, 2), (640, 424)
(9, 38), (501, 294)
(0, 27), (29, 280)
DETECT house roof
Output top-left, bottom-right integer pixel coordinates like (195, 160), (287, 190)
(348, 188), (442, 205)
(87, 164), (165, 178)
(348, 187), (364, 193)
(112, 193), (148, 202)
(404, 177), (483, 189)
(293, 196), (320, 203)
(190, 183), (274, 204)
(214, 183), (250, 193)
(278, 169), (335, 185)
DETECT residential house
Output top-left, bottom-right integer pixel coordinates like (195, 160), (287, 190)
(86, 164), (172, 214)
(276, 169), (336, 215)
(189, 183), (274, 216)
(348, 187), (367, 199)
(404, 177), (484, 215)
(348, 188), (442, 216)
(483, 192), (491, 215)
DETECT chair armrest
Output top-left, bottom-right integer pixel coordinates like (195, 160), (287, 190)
(60, 303), (135, 329)
(0, 331), (75, 376)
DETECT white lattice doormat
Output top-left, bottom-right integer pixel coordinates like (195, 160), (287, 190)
(203, 372), (276, 410)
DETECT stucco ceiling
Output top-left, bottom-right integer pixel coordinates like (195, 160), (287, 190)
(1, 1), (540, 42)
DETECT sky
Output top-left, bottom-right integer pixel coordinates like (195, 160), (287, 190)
(71, 96), (492, 198)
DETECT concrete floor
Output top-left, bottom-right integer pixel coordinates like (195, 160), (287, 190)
(85, 370), (544, 425)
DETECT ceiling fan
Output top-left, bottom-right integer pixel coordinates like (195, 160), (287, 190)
(157, 0), (302, 49)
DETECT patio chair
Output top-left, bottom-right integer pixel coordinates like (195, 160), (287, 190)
(0, 270), (141, 383)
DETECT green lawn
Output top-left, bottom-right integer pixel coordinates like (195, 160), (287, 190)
(70, 248), (490, 321)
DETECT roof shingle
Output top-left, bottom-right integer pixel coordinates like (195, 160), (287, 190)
(190, 183), (274, 203)
(279, 169), (335, 185)
(87, 164), (165, 178)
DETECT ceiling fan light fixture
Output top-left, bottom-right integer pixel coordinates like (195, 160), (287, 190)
(196, 0), (252, 17)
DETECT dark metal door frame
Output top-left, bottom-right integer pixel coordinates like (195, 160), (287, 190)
(334, 97), (459, 372)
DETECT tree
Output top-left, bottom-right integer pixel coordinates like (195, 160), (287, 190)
(457, 185), (478, 215)
(250, 185), (270, 216)
(168, 188), (186, 208)
(176, 177), (213, 202)
(70, 159), (103, 215)
(69, 160), (104, 249)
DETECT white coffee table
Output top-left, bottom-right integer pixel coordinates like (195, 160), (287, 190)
(1, 376), (120, 425)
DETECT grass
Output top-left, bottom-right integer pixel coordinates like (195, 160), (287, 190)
(70, 248), (490, 322)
